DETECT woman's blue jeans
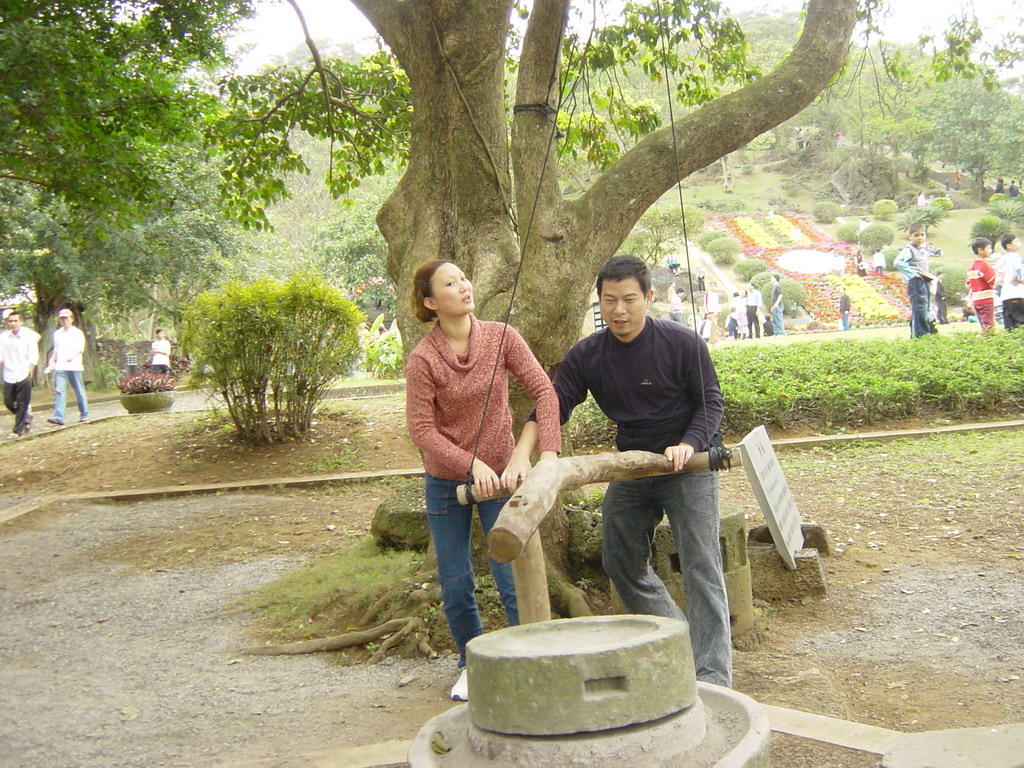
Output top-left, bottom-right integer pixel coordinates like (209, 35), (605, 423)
(424, 473), (518, 666)
(601, 470), (732, 687)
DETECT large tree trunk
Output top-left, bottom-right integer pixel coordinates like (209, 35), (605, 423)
(348, 0), (857, 622)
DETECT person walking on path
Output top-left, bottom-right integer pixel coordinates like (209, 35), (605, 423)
(0, 311), (40, 439)
(745, 285), (762, 338)
(770, 274), (785, 336)
(149, 329), (172, 374)
(525, 255), (732, 687)
(893, 224), (934, 338)
(404, 259), (561, 702)
(45, 308), (89, 425)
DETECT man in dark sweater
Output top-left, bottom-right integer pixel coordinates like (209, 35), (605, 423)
(545, 255), (732, 686)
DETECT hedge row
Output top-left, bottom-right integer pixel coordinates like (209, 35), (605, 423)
(713, 332), (1024, 434)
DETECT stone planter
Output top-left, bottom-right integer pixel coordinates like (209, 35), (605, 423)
(119, 392), (174, 414)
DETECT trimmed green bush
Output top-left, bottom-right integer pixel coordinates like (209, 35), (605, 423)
(706, 236), (740, 265)
(180, 273), (364, 444)
(711, 333), (1024, 433)
(836, 222), (859, 244)
(858, 222), (895, 252)
(872, 199), (898, 220)
(970, 215), (1012, 241)
(882, 245), (900, 269)
(930, 197), (954, 212)
(812, 201), (841, 223)
(733, 258), (770, 282)
(780, 277), (806, 308)
(989, 192), (1008, 203)
(696, 230), (728, 249)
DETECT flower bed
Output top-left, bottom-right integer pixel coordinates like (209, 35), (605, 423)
(718, 215), (911, 331)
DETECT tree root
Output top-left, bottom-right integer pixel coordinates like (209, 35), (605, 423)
(368, 617), (425, 663)
(245, 617), (426, 659)
(547, 566), (593, 618)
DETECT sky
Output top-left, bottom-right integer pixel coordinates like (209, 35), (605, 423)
(229, 0), (1018, 72)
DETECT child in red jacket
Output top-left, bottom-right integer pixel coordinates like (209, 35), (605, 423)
(966, 237), (997, 332)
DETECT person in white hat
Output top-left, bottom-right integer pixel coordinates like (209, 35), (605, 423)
(45, 308), (89, 425)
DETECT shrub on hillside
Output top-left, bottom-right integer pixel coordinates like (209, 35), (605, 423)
(733, 258), (770, 282)
(987, 198), (1024, 227)
(706, 237), (740, 265)
(872, 199), (898, 220)
(180, 273), (363, 444)
(989, 193), (1008, 203)
(836, 222), (859, 244)
(882, 245), (900, 269)
(780, 278), (806, 308)
(696, 230), (728, 250)
(930, 197), (954, 212)
(812, 201), (841, 223)
(970, 216), (1012, 242)
(859, 223), (895, 252)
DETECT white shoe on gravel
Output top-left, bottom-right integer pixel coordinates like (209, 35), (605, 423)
(450, 669), (468, 701)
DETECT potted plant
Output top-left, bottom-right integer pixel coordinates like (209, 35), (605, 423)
(116, 371), (176, 414)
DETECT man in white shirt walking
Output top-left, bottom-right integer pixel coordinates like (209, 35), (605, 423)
(0, 311), (41, 439)
(149, 329), (172, 374)
(45, 308), (89, 426)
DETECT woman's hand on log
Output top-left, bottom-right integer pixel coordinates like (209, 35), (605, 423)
(664, 441), (695, 472)
(471, 458), (502, 498)
(501, 454), (532, 493)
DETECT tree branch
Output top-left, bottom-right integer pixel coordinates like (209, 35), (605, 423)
(572, 0), (858, 253)
(512, 0), (569, 235)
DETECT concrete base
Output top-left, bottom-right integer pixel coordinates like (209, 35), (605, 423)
(881, 724), (1024, 768)
(407, 683), (770, 768)
(747, 545), (827, 602)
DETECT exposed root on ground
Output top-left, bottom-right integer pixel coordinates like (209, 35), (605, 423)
(244, 616), (433, 661)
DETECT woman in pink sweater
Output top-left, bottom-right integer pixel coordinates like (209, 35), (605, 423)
(405, 259), (561, 700)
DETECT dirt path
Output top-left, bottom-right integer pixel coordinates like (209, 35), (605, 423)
(1, 401), (1022, 767)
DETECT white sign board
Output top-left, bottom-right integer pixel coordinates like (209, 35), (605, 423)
(739, 425), (803, 570)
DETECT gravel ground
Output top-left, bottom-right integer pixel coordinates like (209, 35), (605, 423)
(0, 496), (455, 768)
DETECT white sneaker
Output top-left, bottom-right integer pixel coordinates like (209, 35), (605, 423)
(450, 669), (468, 701)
